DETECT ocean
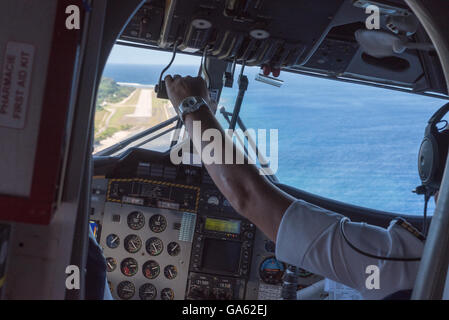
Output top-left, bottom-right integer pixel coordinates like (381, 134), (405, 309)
(102, 63), (447, 216)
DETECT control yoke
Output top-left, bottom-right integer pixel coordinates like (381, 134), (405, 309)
(155, 42), (212, 100)
(154, 41), (179, 99)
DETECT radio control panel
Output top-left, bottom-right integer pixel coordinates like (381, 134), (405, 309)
(186, 272), (246, 300)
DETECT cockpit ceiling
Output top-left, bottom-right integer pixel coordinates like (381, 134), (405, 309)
(119, 0), (448, 97)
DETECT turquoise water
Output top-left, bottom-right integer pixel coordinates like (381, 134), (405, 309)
(103, 63), (447, 215)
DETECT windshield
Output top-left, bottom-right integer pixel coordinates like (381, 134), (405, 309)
(94, 45), (200, 153)
(95, 44), (447, 216)
(220, 67), (446, 215)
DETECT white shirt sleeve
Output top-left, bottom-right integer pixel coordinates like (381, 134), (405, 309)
(275, 200), (424, 299)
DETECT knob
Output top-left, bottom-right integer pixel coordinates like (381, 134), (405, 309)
(189, 286), (208, 300)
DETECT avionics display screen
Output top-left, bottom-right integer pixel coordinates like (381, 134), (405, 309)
(204, 217), (241, 234)
(201, 238), (241, 274)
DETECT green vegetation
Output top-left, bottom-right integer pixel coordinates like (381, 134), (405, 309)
(93, 81), (172, 152)
(127, 88), (141, 105)
(94, 78), (137, 144)
(109, 106), (136, 127)
(94, 109), (109, 133)
(94, 124), (133, 144)
(95, 127), (119, 143)
(96, 77), (135, 110)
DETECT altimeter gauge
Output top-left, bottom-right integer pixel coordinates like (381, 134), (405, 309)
(117, 281), (135, 300)
(167, 241), (180, 256)
(124, 234), (142, 254)
(106, 234), (120, 249)
(106, 257), (117, 272)
(149, 214), (167, 233)
(164, 265), (178, 280)
(139, 283), (157, 300)
(127, 211), (145, 230)
(146, 237), (164, 256)
(121, 258), (138, 277)
(161, 288), (174, 300)
(143, 260), (160, 279)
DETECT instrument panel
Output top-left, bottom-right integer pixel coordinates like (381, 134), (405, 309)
(101, 202), (192, 300)
(90, 157), (323, 300)
(107, 178), (200, 213)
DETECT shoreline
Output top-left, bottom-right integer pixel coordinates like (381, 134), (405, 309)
(117, 82), (155, 89)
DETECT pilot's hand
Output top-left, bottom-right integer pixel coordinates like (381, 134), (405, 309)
(164, 75), (211, 110)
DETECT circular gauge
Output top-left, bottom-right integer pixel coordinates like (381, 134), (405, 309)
(142, 260), (160, 279)
(124, 234), (142, 254)
(108, 280), (113, 294)
(117, 281), (135, 300)
(106, 257), (117, 272)
(167, 242), (181, 257)
(139, 283), (157, 300)
(106, 234), (120, 249)
(259, 256), (285, 285)
(149, 214), (167, 233)
(121, 258), (138, 277)
(223, 199), (231, 207)
(146, 237), (164, 256)
(264, 241), (275, 253)
(207, 195), (219, 206)
(161, 288), (174, 300)
(164, 265), (178, 280)
(298, 268), (313, 278)
(127, 211), (145, 230)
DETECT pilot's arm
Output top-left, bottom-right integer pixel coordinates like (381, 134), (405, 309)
(276, 200), (423, 299)
(164, 75), (424, 299)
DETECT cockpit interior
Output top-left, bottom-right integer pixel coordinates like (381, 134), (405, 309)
(1, 0), (449, 301)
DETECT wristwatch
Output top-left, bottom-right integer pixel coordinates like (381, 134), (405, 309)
(177, 96), (209, 122)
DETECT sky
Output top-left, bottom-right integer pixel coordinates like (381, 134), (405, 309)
(107, 44), (201, 65)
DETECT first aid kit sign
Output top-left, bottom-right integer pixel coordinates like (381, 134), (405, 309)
(0, 41), (35, 129)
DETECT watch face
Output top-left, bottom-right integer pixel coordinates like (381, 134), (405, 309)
(186, 97), (197, 106)
(183, 97), (200, 108)
(180, 97), (205, 117)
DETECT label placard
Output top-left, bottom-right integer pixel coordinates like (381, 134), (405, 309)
(0, 41), (35, 129)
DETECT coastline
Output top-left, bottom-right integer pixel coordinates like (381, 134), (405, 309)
(117, 82), (155, 89)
